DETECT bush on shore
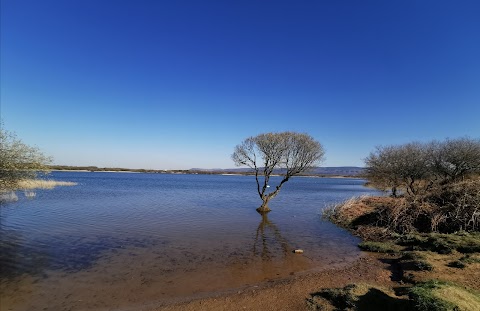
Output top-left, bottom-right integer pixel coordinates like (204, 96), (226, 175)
(1, 127), (52, 191)
(344, 137), (480, 235)
(324, 178), (480, 235)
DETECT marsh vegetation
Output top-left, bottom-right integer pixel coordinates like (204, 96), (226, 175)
(316, 137), (480, 310)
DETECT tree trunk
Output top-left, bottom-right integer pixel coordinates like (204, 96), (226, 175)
(256, 197), (272, 214)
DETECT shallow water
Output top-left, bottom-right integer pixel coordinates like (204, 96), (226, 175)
(0, 172), (380, 310)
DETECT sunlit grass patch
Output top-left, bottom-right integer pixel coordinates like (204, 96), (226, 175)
(409, 280), (480, 311)
(307, 283), (410, 311)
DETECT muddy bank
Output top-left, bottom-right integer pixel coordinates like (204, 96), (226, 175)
(151, 254), (394, 311)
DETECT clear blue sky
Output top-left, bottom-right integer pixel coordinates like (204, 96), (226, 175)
(1, 1), (479, 169)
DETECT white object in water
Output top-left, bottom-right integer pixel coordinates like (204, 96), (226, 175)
(293, 249), (304, 254)
(24, 191), (37, 198)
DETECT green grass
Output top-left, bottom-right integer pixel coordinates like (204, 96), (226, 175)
(317, 284), (358, 309)
(408, 281), (458, 311)
(308, 280), (480, 311)
(396, 232), (480, 254)
(397, 234), (429, 246)
(447, 254), (480, 269)
(412, 260), (434, 271)
(460, 254), (480, 264)
(400, 258), (434, 273)
(358, 241), (401, 253)
(306, 284), (358, 310)
(409, 280), (480, 311)
(401, 251), (426, 261)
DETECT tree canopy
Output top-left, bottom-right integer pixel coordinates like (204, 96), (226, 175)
(232, 132), (325, 213)
(429, 137), (480, 182)
(0, 127), (52, 191)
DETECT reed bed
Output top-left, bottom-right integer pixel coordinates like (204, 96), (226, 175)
(17, 179), (77, 190)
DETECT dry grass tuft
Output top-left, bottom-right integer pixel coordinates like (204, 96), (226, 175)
(323, 195), (376, 226)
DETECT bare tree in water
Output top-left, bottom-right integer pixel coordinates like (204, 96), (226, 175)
(232, 132), (325, 213)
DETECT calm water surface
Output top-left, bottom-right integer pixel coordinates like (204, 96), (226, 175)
(0, 172), (380, 310)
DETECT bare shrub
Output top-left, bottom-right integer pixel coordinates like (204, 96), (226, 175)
(429, 137), (480, 182)
(354, 225), (391, 241)
(362, 137), (480, 234)
(426, 179), (480, 232)
(350, 192), (478, 234)
(365, 137), (480, 199)
(381, 199), (437, 234)
(365, 143), (431, 197)
(324, 191), (480, 235)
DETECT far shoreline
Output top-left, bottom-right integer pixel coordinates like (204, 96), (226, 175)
(50, 166), (364, 179)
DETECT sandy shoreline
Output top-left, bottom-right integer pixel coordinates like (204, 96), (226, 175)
(146, 253), (393, 311)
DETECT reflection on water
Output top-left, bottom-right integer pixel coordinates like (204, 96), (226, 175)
(0, 191), (18, 203)
(253, 214), (289, 260)
(0, 172), (381, 310)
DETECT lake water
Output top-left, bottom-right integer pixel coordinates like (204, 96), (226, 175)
(0, 172), (380, 310)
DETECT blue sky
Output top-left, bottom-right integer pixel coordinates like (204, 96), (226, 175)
(1, 1), (479, 169)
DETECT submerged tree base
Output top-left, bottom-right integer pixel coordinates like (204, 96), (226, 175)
(256, 205), (272, 214)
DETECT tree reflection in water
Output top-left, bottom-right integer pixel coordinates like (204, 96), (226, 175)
(253, 214), (290, 260)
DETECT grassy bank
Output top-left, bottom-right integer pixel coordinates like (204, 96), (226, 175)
(310, 195), (480, 311)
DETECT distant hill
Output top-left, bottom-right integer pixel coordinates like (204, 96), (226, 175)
(190, 166), (365, 177)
